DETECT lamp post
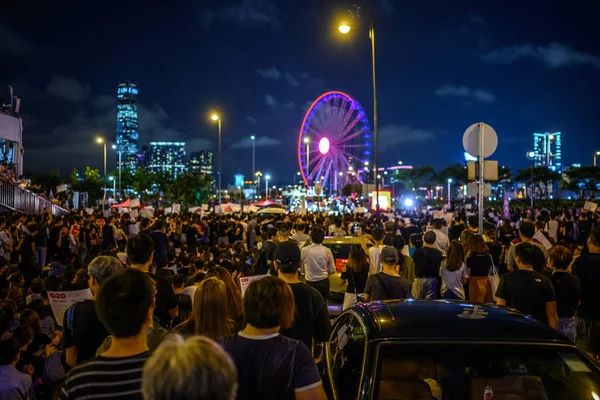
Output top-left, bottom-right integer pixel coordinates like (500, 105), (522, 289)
(211, 113), (222, 204)
(303, 137), (310, 183)
(595, 151), (600, 167)
(527, 151), (535, 219)
(112, 144), (121, 197)
(265, 175), (271, 199)
(109, 176), (116, 197)
(447, 178), (452, 208)
(250, 135), (256, 199)
(339, 9), (379, 209)
(255, 171), (262, 200)
(96, 137), (107, 212)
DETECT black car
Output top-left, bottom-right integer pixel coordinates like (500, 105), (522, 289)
(325, 300), (600, 400)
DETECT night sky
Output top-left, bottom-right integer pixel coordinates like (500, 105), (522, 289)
(1, 0), (599, 185)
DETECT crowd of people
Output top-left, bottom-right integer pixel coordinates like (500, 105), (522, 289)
(0, 205), (598, 399)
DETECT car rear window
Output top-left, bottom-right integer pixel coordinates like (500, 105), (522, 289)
(373, 342), (600, 400)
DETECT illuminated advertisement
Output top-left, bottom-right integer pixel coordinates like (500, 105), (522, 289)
(371, 190), (391, 210)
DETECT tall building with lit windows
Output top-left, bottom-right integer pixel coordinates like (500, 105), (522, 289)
(533, 132), (562, 174)
(116, 81), (140, 169)
(148, 142), (186, 177)
(188, 151), (213, 175)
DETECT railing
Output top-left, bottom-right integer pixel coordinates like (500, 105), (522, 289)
(0, 177), (67, 215)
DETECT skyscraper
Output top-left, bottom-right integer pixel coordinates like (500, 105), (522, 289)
(188, 151), (213, 175)
(533, 132), (562, 174)
(148, 142), (186, 177)
(116, 81), (139, 170)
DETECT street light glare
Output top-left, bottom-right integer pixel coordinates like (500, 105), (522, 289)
(111, 144), (117, 150)
(250, 135), (255, 140)
(338, 22), (351, 34)
(210, 113), (220, 121)
(448, 178), (453, 183)
(96, 137), (104, 144)
(527, 151), (535, 158)
(303, 137), (310, 144)
(265, 175), (271, 180)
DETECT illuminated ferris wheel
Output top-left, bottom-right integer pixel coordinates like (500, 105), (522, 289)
(297, 91), (371, 192)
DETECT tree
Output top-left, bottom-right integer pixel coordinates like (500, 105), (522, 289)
(165, 173), (214, 207)
(133, 167), (152, 195)
(516, 166), (561, 199)
(437, 164), (468, 186)
(562, 166), (600, 199)
(392, 165), (436, 195)
(30, 169), (63, 196)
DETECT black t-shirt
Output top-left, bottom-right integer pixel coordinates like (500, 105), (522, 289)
(280, 283), (330, 349)
(340, 268), (369, 293)
(61, 299), (110, 364)
(217, 222), (229, 237)
(413, 247), (443, 278)
(148, 273), (178, 326)
(550, 272), (581, 318)
(496, 269), (556, 324)
(149, 231), (168, 264)
(219, 333), (322, 400)
(572, 254), (600, 320)
(448, 224), (465, 242)
(467, 253), (494, 277)
(365, 272), (411, 301)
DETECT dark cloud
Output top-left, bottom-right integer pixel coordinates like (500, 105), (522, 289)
(201, 0), (280, 30)
(434, 85), (496, 103)
(46, 76), (91, 102)
(482, 42), (600, 69)
(230, 135), (282, 149)
(0, 23), (33, 54)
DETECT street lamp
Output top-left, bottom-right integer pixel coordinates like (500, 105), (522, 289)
(96, 137), (107, 212)
(338, 7), (379, 208)
(250, 135), (256, 198)
(303, 137), (310, 183)
(111, 144), (122, 198)
(211, 113), (222, 204)
(447, 178), (452, 208)
(527, 151), (535, 219)
(109, 176), (116, 196)
(595, 151), (600, 167)
(254, 171), (262, 200)
(265, 174), (271, 199)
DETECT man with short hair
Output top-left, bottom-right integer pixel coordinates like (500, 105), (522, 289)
(431, 219), (450, 256)
(300, 227), (335, 299)
(58, 268), (155, 399)
(148, 221), (168, 266)
(496, 243), (558, 330)
(505, 221), (548, 272)
(573, 227), (600, 357)
(412, 231), (443, 299)
(291, 223), (310, 246)
(255, 227), (278, 275)
(275, 241), (330, 350)
(127, 234), (178, 328)
(62, 256), (123, 367)
(364, 246), (411, 301)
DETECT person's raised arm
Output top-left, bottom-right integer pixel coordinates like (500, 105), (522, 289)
(357, 227), (369, 256)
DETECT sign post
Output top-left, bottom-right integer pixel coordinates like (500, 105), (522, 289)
(463, 122), (498, 234)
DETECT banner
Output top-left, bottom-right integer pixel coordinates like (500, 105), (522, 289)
(141, 208), (154, 218)
(73, 191), (79, 210)
(584, 201), (598, 212)
(239, 274), (269, 297)
(47, 289), (93, 327)
(56, 184), (67, 193)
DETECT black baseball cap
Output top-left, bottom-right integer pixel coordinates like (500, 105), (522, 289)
(275, 241), (301, 266)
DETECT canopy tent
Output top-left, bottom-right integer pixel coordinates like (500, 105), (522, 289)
(110, 199), (131, 208)
(252, 199), (282, 207)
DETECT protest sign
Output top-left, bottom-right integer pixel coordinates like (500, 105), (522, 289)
(239, 274), (269, 297)
(48, 289), (93, 327)
(584, 201), (598, 212)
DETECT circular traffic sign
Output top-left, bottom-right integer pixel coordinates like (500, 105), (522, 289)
(462, 122), (498, 159)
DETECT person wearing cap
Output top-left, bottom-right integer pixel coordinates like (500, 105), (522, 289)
(300, 227), (335, 299)
(364, 246), (411, 302)
(275, 241), (330, 351)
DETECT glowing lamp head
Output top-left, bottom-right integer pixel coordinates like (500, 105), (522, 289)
(211, 114), (220, 121)
(318, 137), (330, 155)
(109, 176), (114, 181)
(111, 144), (117, 150)
(338, 22), (351, 34)
(96, 137), (104, 144)
(265, 175), (271, 180)
(404, 198), (414, 208)
(527, 151), (535, 159)
(250, 135), (255, 140)
(303, 137), (310, 144)
(448, 178), (453, 183)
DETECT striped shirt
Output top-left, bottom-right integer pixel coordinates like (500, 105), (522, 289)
(58, 351), (151, 400)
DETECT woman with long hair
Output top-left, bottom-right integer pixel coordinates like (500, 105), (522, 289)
(440, 241), (468, 300)
(173, 277), (234, 339)
(340, 245), (369, 310)
(460, 229), (474, 256)
(206, 266), (244, 330)
(466, 235), (494, 303)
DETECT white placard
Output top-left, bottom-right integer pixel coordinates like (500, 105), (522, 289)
(189, 207), (201, 213)
(201, 204), (209, 211)
(295, 207), (306, 215)
(165, 207), (172, 214)
(129, 224), (140, 236)
(172, 204), (181, 213)
(356, 207), (366, 214)
(239, 274), (269, 297)
(533, 230), (553, 250)
(584, 201), (598, 212)
(47, 289), (93, 327)
(85, 208), (94, 215)
(130, 209), (139, 219)
(433, 211), (444, 220)
(141, 208), (154, 218)
(130, 198), (141, 208)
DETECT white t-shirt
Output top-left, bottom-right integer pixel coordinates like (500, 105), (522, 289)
(369, 245), (383, 274)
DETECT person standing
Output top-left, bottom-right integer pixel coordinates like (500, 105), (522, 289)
(0, 337), (35, 400)
(440, 241), (468, 300)
(300, 228), (335, 299)
(340, 246), (370, 310)
(275, 241), (330, 350)
(149, 222), (168, 266)
(58, 268), (155, 399)
(466, 235), (495, 303)
(431, 219), (450, 256)
(359, 227), (384, 274)
(573, 228), (600, 357)
(496, 243), (558, 330)
(219, 276), (327, 400)
(505, 221), (548, 272)
(548, 246), (580, 341)
(364, 246), (411, 301)
(412, 231), (443, 299)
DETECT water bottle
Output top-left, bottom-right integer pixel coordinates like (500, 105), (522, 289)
(484, 386), (493, 400)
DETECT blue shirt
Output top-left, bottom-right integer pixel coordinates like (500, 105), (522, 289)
(0, 365), (35, 400)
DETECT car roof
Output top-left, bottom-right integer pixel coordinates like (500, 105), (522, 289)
(349, 300), (567, 343)
(322, 236), (362, 244)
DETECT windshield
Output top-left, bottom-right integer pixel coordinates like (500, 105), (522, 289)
(374, 342), (600, 400)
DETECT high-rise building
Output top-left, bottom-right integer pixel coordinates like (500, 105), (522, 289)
(116, 81), (140, 170)
(188, 151), (213, 175)
(148, 142), (186, 177)
(533, 132), (562, 174)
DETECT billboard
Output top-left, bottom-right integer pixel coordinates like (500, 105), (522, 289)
(371, 190), (391, 210)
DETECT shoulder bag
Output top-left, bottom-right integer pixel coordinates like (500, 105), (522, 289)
(349, 268), (366, 303)
(488, 254), (500, 301)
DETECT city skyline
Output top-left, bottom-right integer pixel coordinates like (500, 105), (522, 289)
(0, 1), (599, 185)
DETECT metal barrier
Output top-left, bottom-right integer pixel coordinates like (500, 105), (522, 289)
(0, 177), (67, 216)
